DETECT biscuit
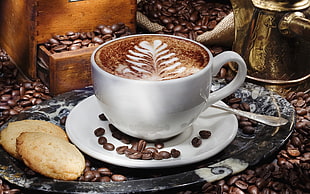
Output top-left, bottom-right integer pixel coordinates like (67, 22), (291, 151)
(0, 120), (68, 159)
(16, 132), (85, 181)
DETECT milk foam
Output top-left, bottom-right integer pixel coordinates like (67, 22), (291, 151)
(95, 36), (209, 80)
(117, 40), (185, 80)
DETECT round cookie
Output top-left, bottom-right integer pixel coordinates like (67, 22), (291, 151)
(0, 120), (68, 159)
(16, 132), (85, 181)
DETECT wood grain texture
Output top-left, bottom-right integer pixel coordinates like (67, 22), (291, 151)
(0, 0), (136, 78)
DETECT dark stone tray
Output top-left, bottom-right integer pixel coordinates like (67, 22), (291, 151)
(0, 80), (295, 193)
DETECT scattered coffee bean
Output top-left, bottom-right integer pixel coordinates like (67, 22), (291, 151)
(153, 152), (164, 160)
(116, 146), (129, 154)
(171, 148), (181, 158)
(103, 143), (115, 151)
(98, 113), (108, 121)
(127, 152), (143, 159)
(98, 136), (107, 145)
(199, 130), (211, 139)
(137, 139), (147, 152)
(111, 174), (127, 182)
(159, 150), (171, 159)
(191, 137), (202, 147)
(153, 142), (164, 149)
(94, 127), (105, 137)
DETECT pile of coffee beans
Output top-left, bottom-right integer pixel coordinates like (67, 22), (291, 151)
(43, 23), (133, 53)
(225, 96), (258, 135)
(78, 159), (127, 182)
(138, 0), (232, 40)
(94, 115), (182, 160)
(0, 49), (52, 126)
(177, 91), (310, 194)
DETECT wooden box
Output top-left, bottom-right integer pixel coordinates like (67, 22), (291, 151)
(0, 0), (136, 79)
(37, 45), (97, 95)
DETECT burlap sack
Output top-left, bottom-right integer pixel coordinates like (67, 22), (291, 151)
(136, 0), (235, 47)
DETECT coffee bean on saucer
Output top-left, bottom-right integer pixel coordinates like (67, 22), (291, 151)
(144, 147), (159, 155)
(103, 143), (115, 151)
(98, 113), (108, 121)
(155, 142), (164, 149)
(141, 152), (153, 160)
(98, 136), (108, 145)
(127, 152), (143, 159)
(137, 139), (147, 152)
(116, 146), (128, 154)
(199, 130), (211, 139)
(191, 137), (202, 147)
(171, 148), (181, 158)
(159, 151), (171, 159)
(94, 127), (105, 136)
(153, 152), (164, 160)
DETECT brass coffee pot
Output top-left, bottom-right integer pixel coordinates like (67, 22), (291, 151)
(230, 0), (310, 92)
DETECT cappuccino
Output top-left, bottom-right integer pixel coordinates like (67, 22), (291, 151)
(94, 35), (209, 81)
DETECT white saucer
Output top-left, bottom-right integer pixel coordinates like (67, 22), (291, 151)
(65, 95), (238, 168)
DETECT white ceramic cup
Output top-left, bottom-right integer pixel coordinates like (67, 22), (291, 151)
(91, 34), (247, 141)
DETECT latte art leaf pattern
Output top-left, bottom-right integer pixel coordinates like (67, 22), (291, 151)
(119, 40), (186, 80)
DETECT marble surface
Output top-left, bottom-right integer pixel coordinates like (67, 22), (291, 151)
(0, 80), (295, 193)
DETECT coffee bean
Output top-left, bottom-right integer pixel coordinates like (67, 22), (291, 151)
(116, 146), (128, 154)
(247, 185), (259, 194)
(137, 139), (147, 152)
(94, 127), (105, 136)
(171, 148), (181, 158)
(287, 148), (300, 157)
(235, 180), (248, 190)
(127, 152), (142, 159)
(145, 147), (158, 154)
(228, 97), (242, 104)
(191, 137), (202, 147)
(199, 130), (211, 139)
(141, 152), (153, 160)
(240, 102), (250, 111)
(98, 113), (107, 121)
(155, 142), (164, 149)
(153, 152), (164, 160)
(103, 143), (115, 151)
(124, 148), (137, 156)
(97, 167), (113, 176)
(242, 126), (255, 134)
(111, 174), (127, 182)
(69, 44), (81, 51)
(98, 136), (107, 145)
(227, 175), (239, 186)
(158, 150), (171, 159)
(52, 44), (67, 52)
(83, 170), (96, 181)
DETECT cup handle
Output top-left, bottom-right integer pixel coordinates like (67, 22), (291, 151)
(205, 51), (247, 107)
